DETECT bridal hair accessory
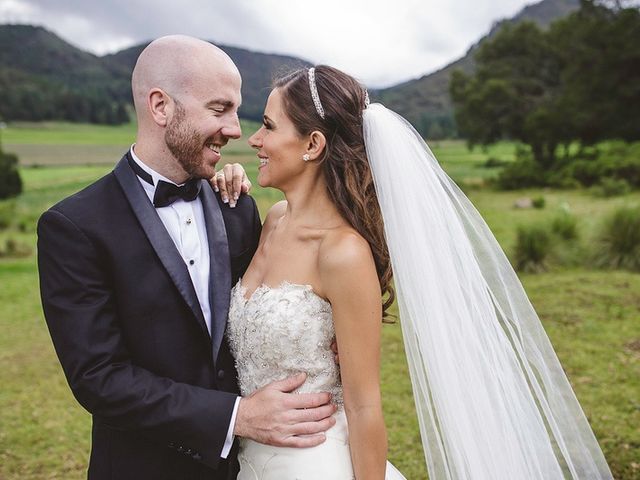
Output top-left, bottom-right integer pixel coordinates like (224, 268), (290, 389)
(302, 153), (311, 162)
(364, 89), (370, 108)
(363, 103), (613, 479)
(307, 67), (325, 119)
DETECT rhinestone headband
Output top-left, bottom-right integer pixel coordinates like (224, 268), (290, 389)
(307, 68), (325, 119)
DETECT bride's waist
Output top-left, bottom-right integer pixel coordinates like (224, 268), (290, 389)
(240, 410), (349, 452)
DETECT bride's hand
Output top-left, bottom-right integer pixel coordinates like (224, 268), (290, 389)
(233, 373), (337, 448)
(210, 162), (252, 208)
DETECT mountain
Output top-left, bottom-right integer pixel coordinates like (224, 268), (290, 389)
(0, 24), (310, 124)
(0, 25), (131, 123)
(0, 0), (579, 127)
(376, 0), (581, 137)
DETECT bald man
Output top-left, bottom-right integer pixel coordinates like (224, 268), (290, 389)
(37, 36), (335, 480)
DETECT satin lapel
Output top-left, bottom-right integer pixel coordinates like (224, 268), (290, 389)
(113, 155), (210, 341)
(199, 182), (231, 363)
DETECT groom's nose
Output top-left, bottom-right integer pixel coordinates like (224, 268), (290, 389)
(221, 113), (241, 140)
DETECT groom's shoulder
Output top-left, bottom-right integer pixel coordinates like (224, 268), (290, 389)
(43, 169), (121, 223)
(214, 188), (259, 219)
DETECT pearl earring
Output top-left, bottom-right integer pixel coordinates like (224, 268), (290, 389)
(302, 154), (311, 162)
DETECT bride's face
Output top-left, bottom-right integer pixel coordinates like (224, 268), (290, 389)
(248, 88), (309, 188)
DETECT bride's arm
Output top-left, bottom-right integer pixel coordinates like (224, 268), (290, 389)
(319, 231), (387, 480)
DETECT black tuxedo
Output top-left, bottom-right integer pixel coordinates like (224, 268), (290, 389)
(37, 154), (261, 479)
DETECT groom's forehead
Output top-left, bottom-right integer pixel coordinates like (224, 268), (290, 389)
(187, 65), (241, 101)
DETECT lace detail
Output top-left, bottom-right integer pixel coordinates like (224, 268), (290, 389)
(227, 280), (343, 406)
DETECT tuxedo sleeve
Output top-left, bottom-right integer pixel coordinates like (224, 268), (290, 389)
(37, 208), (237, 469)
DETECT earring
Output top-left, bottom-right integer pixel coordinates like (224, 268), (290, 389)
(302, 154), (311, 162)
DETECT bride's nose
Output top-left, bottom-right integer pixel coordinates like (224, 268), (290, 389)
(248, 128), (263, 149)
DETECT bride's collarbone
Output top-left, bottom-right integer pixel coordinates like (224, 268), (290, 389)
(244, 243), (323, 297)
(247, 222), (354, 296)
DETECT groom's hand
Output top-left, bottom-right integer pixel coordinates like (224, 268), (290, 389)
(233, 373), (337, 448)
(211, 162), (251, 208)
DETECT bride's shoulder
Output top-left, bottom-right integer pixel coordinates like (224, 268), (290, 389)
(318, 227), (374, 275)
(262, 200), (288, 233)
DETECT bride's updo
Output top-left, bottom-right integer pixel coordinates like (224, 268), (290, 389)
(274, 66), (394, 319)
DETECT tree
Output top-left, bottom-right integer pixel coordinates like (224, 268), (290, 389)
(451, 22), (565, 168)
(550, 2), (640, 144)
(0, 150), (22, 200)
(451, 1), (640, 172)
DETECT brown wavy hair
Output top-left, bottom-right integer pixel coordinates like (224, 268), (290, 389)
(274, 66), (395, 319)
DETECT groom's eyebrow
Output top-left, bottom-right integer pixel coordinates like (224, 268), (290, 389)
(205, 99), (239, 109)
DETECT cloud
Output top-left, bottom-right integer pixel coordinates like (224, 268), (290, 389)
(0, 0), (535, 87)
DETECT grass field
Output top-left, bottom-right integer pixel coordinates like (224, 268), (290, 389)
(1, 122), (639, 479)
(2, 120), (514, 182)
(1, 119), (261, 166)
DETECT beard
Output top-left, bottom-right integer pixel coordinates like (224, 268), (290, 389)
(164, 101), (210, 179)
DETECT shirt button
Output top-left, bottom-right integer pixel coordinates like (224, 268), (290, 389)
(217, 369), (225, 380)
(189, 260), (195, 265)
(186, 218), (192, 225)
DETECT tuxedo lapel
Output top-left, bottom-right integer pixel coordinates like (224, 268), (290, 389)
(199, 182), (231, 364)
(113, 155), (210, 341)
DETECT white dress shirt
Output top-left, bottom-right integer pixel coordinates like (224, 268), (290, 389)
(130, 147), (239, 459)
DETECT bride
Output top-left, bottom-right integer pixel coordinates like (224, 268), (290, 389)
(225, 65), (613, 479)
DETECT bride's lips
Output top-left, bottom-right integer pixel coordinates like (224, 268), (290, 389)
(257, 154), (268, 169)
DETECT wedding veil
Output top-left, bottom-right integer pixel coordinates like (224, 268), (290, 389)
(362, 103), (613, 479)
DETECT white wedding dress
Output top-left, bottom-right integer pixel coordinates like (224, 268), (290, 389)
(227, 279), (407, 480)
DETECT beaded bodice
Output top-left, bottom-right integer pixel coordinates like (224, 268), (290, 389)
(226, 280), (343, 406)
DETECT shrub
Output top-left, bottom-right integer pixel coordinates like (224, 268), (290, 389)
(497, 157), (545, 190)
(532, 196), (546, 209)
(0, 200), (15, 230)
(546, 169), (582, 189)
(590, 177), (631, 198)
(0, 237), (32, 258)
(0, 151), (23, 199)
(513, 224), (552, 272)
(483, 156), (508, 168)
(568, 158), (607, 187)
(551, 211), (579, 240)
(569, 142), (640, 188)
(592, 206), (640, 271)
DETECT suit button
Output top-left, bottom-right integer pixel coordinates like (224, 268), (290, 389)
(217, 369), (225, 380)
(177, 446), (184, 453)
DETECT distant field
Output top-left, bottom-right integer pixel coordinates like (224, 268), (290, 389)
(3, 121), (516, 186)
(2, 120), (261, 166)
(1, 123), (639, 479)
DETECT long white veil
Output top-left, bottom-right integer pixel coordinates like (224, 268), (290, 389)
(363, 103), (613, 479)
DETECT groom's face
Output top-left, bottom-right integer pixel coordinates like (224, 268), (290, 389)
(164, 66), (242, 180)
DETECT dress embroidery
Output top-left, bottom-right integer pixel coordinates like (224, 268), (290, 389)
(226, 280), (343, 407)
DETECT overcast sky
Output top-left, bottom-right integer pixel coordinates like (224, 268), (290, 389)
(1, 0), (537, 87)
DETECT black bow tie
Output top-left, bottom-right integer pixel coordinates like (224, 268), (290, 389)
(153, 179), (201, 207)
(128, 154), (202, 208)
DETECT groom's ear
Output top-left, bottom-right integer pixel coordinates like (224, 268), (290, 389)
(306, 131), (326, 161)
(148, 88), (171, 127)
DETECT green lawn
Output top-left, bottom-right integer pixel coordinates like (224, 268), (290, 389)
(0, 128), (639, 479)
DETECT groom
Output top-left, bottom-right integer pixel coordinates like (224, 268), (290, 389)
(38, 36), (336, 480)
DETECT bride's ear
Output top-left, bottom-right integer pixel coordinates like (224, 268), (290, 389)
(305, 131), (326, 161)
